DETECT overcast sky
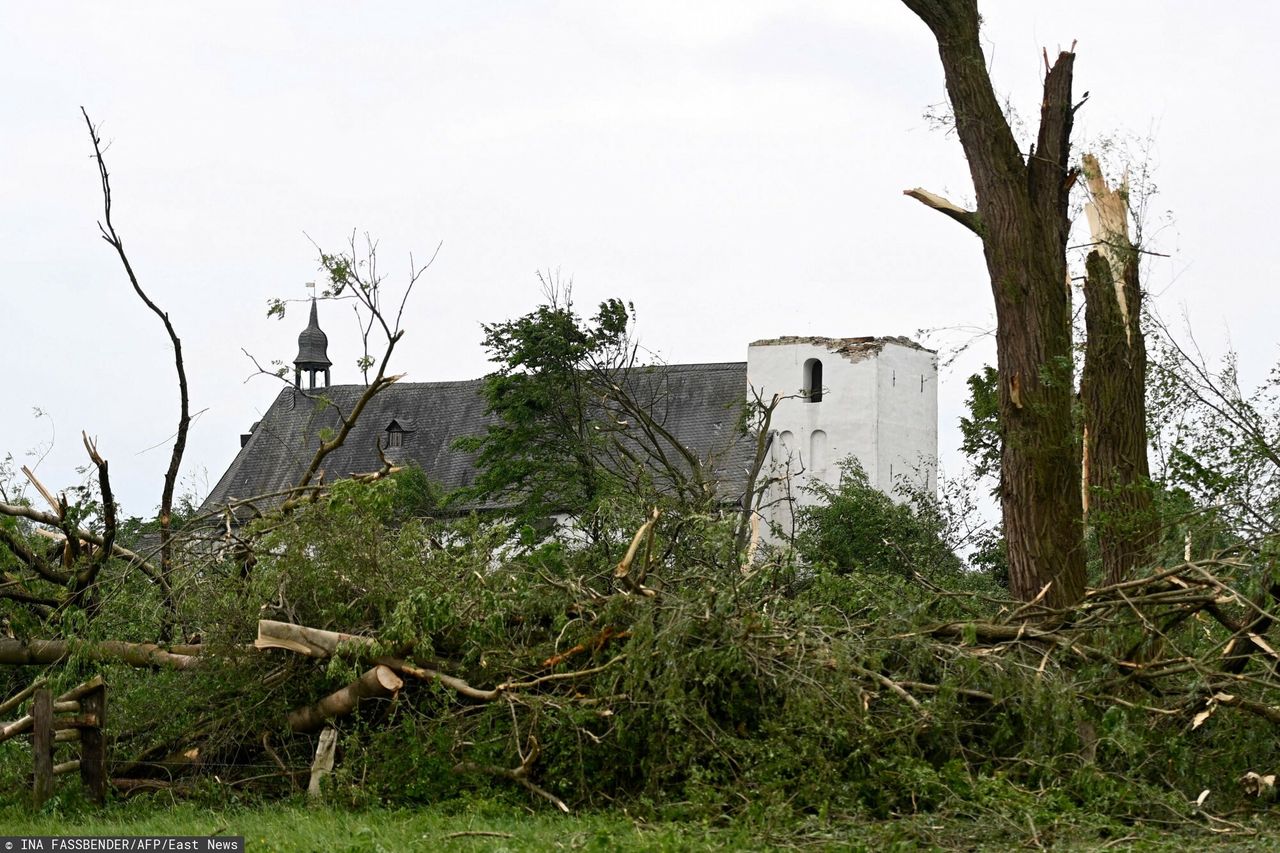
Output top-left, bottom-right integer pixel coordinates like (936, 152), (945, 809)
(3, 1), (1276, 515)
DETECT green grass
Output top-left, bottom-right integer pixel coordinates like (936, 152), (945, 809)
(3, 800), (1280, 852)
(0, 801), (763, 852)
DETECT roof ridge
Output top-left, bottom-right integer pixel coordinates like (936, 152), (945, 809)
(271, 362), (748, 395)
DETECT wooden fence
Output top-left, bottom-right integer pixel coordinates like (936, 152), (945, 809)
(0, 676), (107, 806)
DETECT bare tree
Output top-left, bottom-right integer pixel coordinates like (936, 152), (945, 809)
(82, 108), (189, 635)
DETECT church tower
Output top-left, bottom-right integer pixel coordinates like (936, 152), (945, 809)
(293, 298), (332, 389)
(747, 336), (937, 537)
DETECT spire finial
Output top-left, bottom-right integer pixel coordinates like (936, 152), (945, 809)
(293, 290), (332, 389)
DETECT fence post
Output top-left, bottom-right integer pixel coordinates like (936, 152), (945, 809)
(32, 688), (53, 807)
(79, 683), (107, 804)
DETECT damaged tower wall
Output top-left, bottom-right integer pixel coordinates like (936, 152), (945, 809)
(747, 337), (937, 539)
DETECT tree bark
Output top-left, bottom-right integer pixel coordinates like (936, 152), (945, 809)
(902, 0), (1086, 608)
(1080, 154), (1153, 584)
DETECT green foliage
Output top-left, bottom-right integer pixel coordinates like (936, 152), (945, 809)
(453, 291), (635, 523)
(7, 312), (1280, 845)
(795, 458), (964, 582)
(4, 472), (1280, 846)
(1148, 331), (1280, 544)
(959, 365), (1001, 489)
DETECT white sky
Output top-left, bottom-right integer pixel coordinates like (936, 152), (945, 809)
(2, 1), (1276, 515)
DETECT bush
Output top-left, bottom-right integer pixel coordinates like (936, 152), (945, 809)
(795, 459), (964, 582)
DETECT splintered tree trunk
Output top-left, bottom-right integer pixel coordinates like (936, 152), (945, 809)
(1080, 155), (1153, 584)
(902, 0), (1085, 608)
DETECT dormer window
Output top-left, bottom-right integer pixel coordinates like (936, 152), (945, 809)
(803, 358), (823, 403)
(384, 416), (415, 450)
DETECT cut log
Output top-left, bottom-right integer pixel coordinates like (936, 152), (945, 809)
(112, 778), (175, 797)
(256, 620), (379, 658)
(287, 665), (402, 733)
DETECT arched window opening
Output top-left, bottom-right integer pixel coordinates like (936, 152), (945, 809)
(809, 430), (828, 473)
(804, 358), (823, 403)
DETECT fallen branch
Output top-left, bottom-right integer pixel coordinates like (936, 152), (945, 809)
(0, 499), (164, 587)
(455, 737), (569, 813)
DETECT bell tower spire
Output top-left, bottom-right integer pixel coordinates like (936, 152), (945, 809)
(293, 296), (332, 389)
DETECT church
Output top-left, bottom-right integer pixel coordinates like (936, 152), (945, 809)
(201, 301), (938, 529)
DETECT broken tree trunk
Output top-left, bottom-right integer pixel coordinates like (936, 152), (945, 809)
(1080, 153), (1154, 585)
(287, 665), (403, 733)
(0, 639), (197, 669)
(902, 0), (1086, 609)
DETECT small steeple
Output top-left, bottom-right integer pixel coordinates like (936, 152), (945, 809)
(293, 298), (332, 389)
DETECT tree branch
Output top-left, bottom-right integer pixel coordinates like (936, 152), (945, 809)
(903, 188), (982, 236)
(81, 108), (189, 636)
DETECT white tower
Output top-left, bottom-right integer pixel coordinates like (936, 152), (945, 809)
(746, 336), (938, 537)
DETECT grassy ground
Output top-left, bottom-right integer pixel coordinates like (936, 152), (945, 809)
(3, 800), (1280, 852)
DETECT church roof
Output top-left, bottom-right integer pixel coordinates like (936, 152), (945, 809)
(202, 362), (755, 514)
(293, 299), (332, 369)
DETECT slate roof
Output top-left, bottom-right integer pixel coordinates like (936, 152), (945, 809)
(201, 363), (755, 514)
